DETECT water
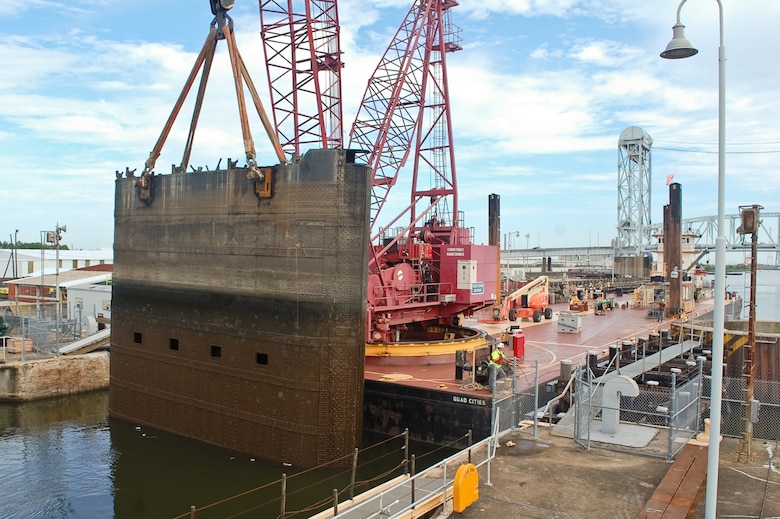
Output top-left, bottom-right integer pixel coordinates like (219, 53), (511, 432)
(0, 391), (440, 519)
(710, 269), (780, 321)
(0, 393), (114, 518)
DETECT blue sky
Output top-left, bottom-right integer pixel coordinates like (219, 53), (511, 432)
(1, 0), (778, 252)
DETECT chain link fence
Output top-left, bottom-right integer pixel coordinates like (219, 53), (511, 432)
(485, 360), (780, 457)
(703, 376), (780, 442)
(487, 360), (561, 439)
(572, 363), (704, 460)
(1, 305), (80, 358)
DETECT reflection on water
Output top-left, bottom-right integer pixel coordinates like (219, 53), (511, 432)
(0, 391), (114, 519)
(110, 414), (288, 519)
(0, 391), (441, 518)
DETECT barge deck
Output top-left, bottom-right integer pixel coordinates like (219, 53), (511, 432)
(363, 294), (726, 443)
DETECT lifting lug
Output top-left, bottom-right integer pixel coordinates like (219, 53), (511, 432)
(134, 170), (154, 205)
(247, 162), (272, 198)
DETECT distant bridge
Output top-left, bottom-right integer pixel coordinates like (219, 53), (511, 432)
(502, 212), (780, 268)
(655, 212), (780, 252)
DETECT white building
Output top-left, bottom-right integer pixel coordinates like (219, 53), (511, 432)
(68, 283), (112, 321)
(1, 249), (113, 279)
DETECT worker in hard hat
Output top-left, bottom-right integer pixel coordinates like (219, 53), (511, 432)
(489, 342), (512, 377)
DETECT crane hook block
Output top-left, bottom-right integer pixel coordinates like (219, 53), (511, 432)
(210, 0), (234, 16)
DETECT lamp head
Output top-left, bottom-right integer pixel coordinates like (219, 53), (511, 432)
(660, 22), (699, 59)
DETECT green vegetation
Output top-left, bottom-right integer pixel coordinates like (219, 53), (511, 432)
(0, 241), (69, 250)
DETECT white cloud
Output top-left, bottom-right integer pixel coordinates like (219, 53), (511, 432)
(568, 39), (646, 68)
(1, 0), (779, 250)
(530, 45), (563, 60)
(455, 0), (657, 23)
(0, 0), (89, 18)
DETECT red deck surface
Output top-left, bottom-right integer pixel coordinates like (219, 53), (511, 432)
(364, 294), (717, 396)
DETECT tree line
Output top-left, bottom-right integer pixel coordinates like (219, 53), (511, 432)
(0, 241), (70, 250)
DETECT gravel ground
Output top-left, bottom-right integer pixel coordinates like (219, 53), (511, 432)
(447, 431), (779, 519)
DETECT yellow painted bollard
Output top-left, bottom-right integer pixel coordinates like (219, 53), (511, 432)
(453, 463), (479, 513)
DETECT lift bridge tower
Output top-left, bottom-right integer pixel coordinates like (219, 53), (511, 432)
(616, 126), (653, 278)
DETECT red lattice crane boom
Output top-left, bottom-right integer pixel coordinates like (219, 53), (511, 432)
(259, 0), (344, 157)
(349, 0), (497, 343)
(258, 0), (498, 343)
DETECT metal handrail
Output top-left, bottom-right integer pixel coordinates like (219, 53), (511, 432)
(327, 412), (501, 519)
(540, 372), (575, 429)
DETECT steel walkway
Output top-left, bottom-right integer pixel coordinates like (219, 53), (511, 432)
(57, 328), (110, 355)
(310, 475), (451, 519)
(311, 417), (500, 519)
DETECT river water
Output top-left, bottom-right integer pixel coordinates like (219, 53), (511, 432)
(708, 268), (780, 321)
(1, 391), (294, 518)
(0, 384), (447, 519)
(2, 269), (779, 518)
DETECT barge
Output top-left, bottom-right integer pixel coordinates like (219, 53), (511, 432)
(361, 294), (753, 445)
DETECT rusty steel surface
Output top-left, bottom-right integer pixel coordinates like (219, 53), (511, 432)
(755, 337), (780, 381)
(110, 149), (370, 467)
(638, 443), (707, 519)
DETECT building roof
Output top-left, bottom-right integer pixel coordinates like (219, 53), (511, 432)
(5, 271), (112, 288)
(68, 283), (112, 293)
(0, 249), (113, 262)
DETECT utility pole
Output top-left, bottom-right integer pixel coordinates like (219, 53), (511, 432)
(12, 230), (18, 278)
(737, 205), (761, 462)
(55, 224), (66, 356)
(46, 224), (67, 355)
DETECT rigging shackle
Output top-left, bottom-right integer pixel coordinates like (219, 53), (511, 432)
(210, 0), (234, 37)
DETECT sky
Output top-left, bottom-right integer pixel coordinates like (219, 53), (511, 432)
(1, 0), (779, 254)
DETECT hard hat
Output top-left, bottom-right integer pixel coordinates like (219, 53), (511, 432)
(497, 342), (504, 349)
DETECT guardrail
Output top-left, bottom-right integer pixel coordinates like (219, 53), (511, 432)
(311, 411), (501, 519)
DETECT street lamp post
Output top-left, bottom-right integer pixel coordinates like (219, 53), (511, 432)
(661, 2), (726, 518)
(503, 232), (520, 287)
(525, 233), (530, 274)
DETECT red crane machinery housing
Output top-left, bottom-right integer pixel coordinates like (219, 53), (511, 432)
(258, 0), (498, 344)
